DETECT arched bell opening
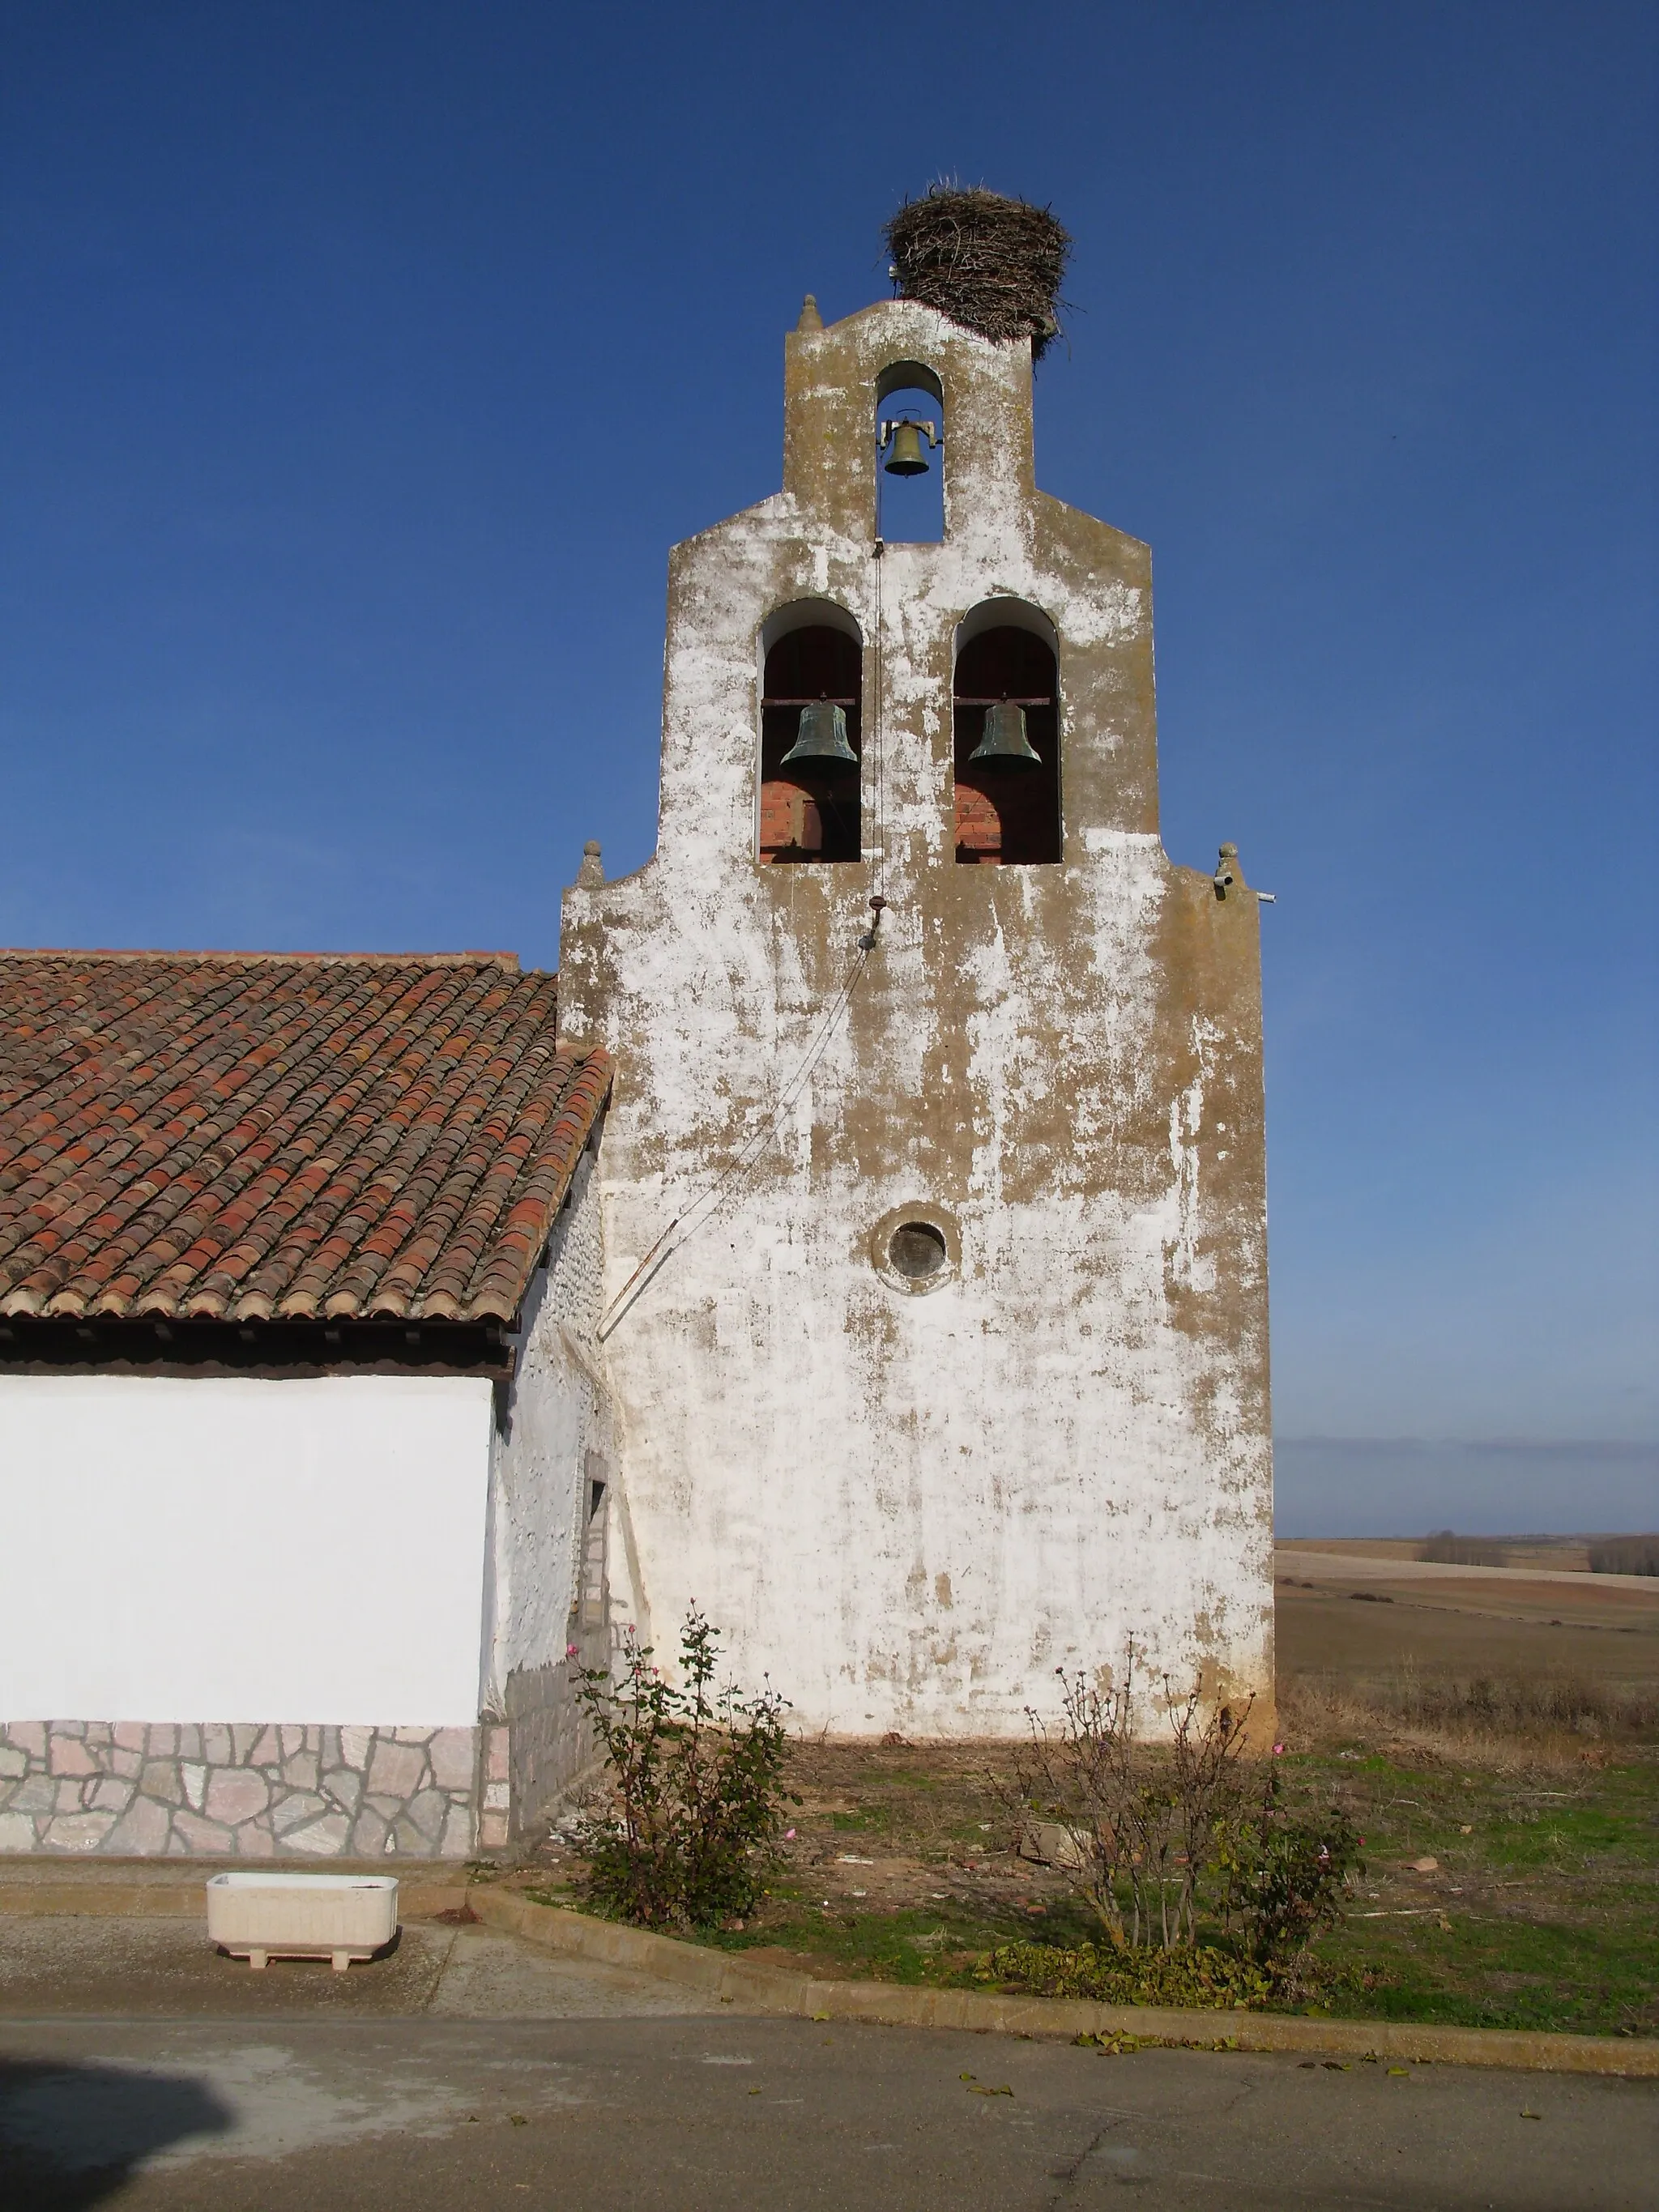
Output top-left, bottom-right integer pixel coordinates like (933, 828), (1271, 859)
(952, 606), (1062, 866)
(876, 360), (944, 544)
(758, 603), (864, 865)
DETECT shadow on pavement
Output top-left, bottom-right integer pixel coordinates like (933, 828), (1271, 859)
(0, 2056), (232, 2208)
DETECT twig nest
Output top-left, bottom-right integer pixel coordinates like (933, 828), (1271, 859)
(884, 187), (1072, 358)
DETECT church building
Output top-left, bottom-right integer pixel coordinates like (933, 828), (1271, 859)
(0, 238), (1275, 1858)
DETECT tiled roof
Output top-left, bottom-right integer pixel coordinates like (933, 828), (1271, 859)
(0, 951), (609, 1328)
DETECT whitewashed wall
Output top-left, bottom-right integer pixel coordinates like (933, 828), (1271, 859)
(481, 1147), (627, 1829)
(0, 1372), (492, 1724)
(482, 1146), (611, 1702)
(558, 299), (1275, 1737)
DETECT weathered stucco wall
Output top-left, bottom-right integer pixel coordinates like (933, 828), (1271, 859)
(483, 1141), (618, 1831)
(558, 299), (1273, 1737)
(484, 1144), (608, 1698)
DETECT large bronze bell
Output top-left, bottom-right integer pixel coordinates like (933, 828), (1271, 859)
(780, 699), (858, 769)
(968, 699), (1042, 767)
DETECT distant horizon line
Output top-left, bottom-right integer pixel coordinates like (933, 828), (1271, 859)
(1276, 1530), (1657, 1541)
(1276, 1436), (1657, 1457)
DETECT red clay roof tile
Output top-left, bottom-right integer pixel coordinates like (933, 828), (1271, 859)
(0, 952), (608, 1328)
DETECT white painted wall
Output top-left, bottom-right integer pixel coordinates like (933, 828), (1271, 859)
(0, 1372), (492, 1723)
(482, 1147), (612, 1703)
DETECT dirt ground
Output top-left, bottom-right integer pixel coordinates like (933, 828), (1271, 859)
(512, 1735), (1063, 1954)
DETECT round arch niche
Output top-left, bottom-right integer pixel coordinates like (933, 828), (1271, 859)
(757, 600), (864, 865)
(952, 599), (1062, 866)
(876, 359), (945, 545)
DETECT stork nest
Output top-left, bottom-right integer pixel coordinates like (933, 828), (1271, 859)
(884, 187), (1072, 359)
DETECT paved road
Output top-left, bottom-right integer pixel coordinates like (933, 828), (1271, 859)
(0, 1920), (1653, 2209)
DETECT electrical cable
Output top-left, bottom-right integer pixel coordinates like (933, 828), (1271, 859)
(872, 532), (885, 908)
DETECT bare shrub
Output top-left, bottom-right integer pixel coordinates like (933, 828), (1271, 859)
(1007, 1650), (1254, 1948)
(1418, 1529), (1506, 1566)
(1006, 1657), (1363, 1984)
(1588, 1534), (1659, 1576)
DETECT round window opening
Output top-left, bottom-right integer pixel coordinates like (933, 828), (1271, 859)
(889, 1221), (948, 1281)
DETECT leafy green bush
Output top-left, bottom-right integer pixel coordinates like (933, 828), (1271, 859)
(573, 1607), (795, 1929)
(1215, 1760), (1364, 1963)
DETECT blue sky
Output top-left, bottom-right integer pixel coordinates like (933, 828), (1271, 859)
(2, 3), (1653, 1530)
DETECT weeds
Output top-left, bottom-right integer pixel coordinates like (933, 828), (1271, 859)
(979, 1940), (1275, 2009)
(1388, 1673), (1657, 1735)
(1282, 1669), (1659, 1767)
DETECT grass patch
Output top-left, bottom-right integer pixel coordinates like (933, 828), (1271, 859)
(1277, 1748), (1659, 2036)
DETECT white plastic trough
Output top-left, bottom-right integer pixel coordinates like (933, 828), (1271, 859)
(206, 1872), (399, 1971)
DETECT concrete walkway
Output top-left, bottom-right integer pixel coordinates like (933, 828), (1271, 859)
(1, 1918), (1654, 2208)
(0, 1913), (727, 2022)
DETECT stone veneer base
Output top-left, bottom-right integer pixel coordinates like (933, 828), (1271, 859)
(0, 1720), (511, 1858)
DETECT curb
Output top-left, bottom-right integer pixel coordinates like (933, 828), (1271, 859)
(472, 1890), (1659, 2078)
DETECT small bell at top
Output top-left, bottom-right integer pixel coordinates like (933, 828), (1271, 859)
(968, 700), (1042, 768)
(780, 699), (858, 769)
(883, 420), (932, 477)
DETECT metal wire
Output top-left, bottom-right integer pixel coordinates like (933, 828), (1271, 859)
(872, 534), (885, 906)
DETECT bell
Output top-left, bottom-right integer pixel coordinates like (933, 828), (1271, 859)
(968, 700), (1042, 767)
(883, 420), (931, 476)
(780, 699), (857, 769)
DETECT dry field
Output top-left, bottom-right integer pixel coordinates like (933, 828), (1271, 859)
(1274, 1541), (1659, 1727)
(1277, 1536), (1610, 1571)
